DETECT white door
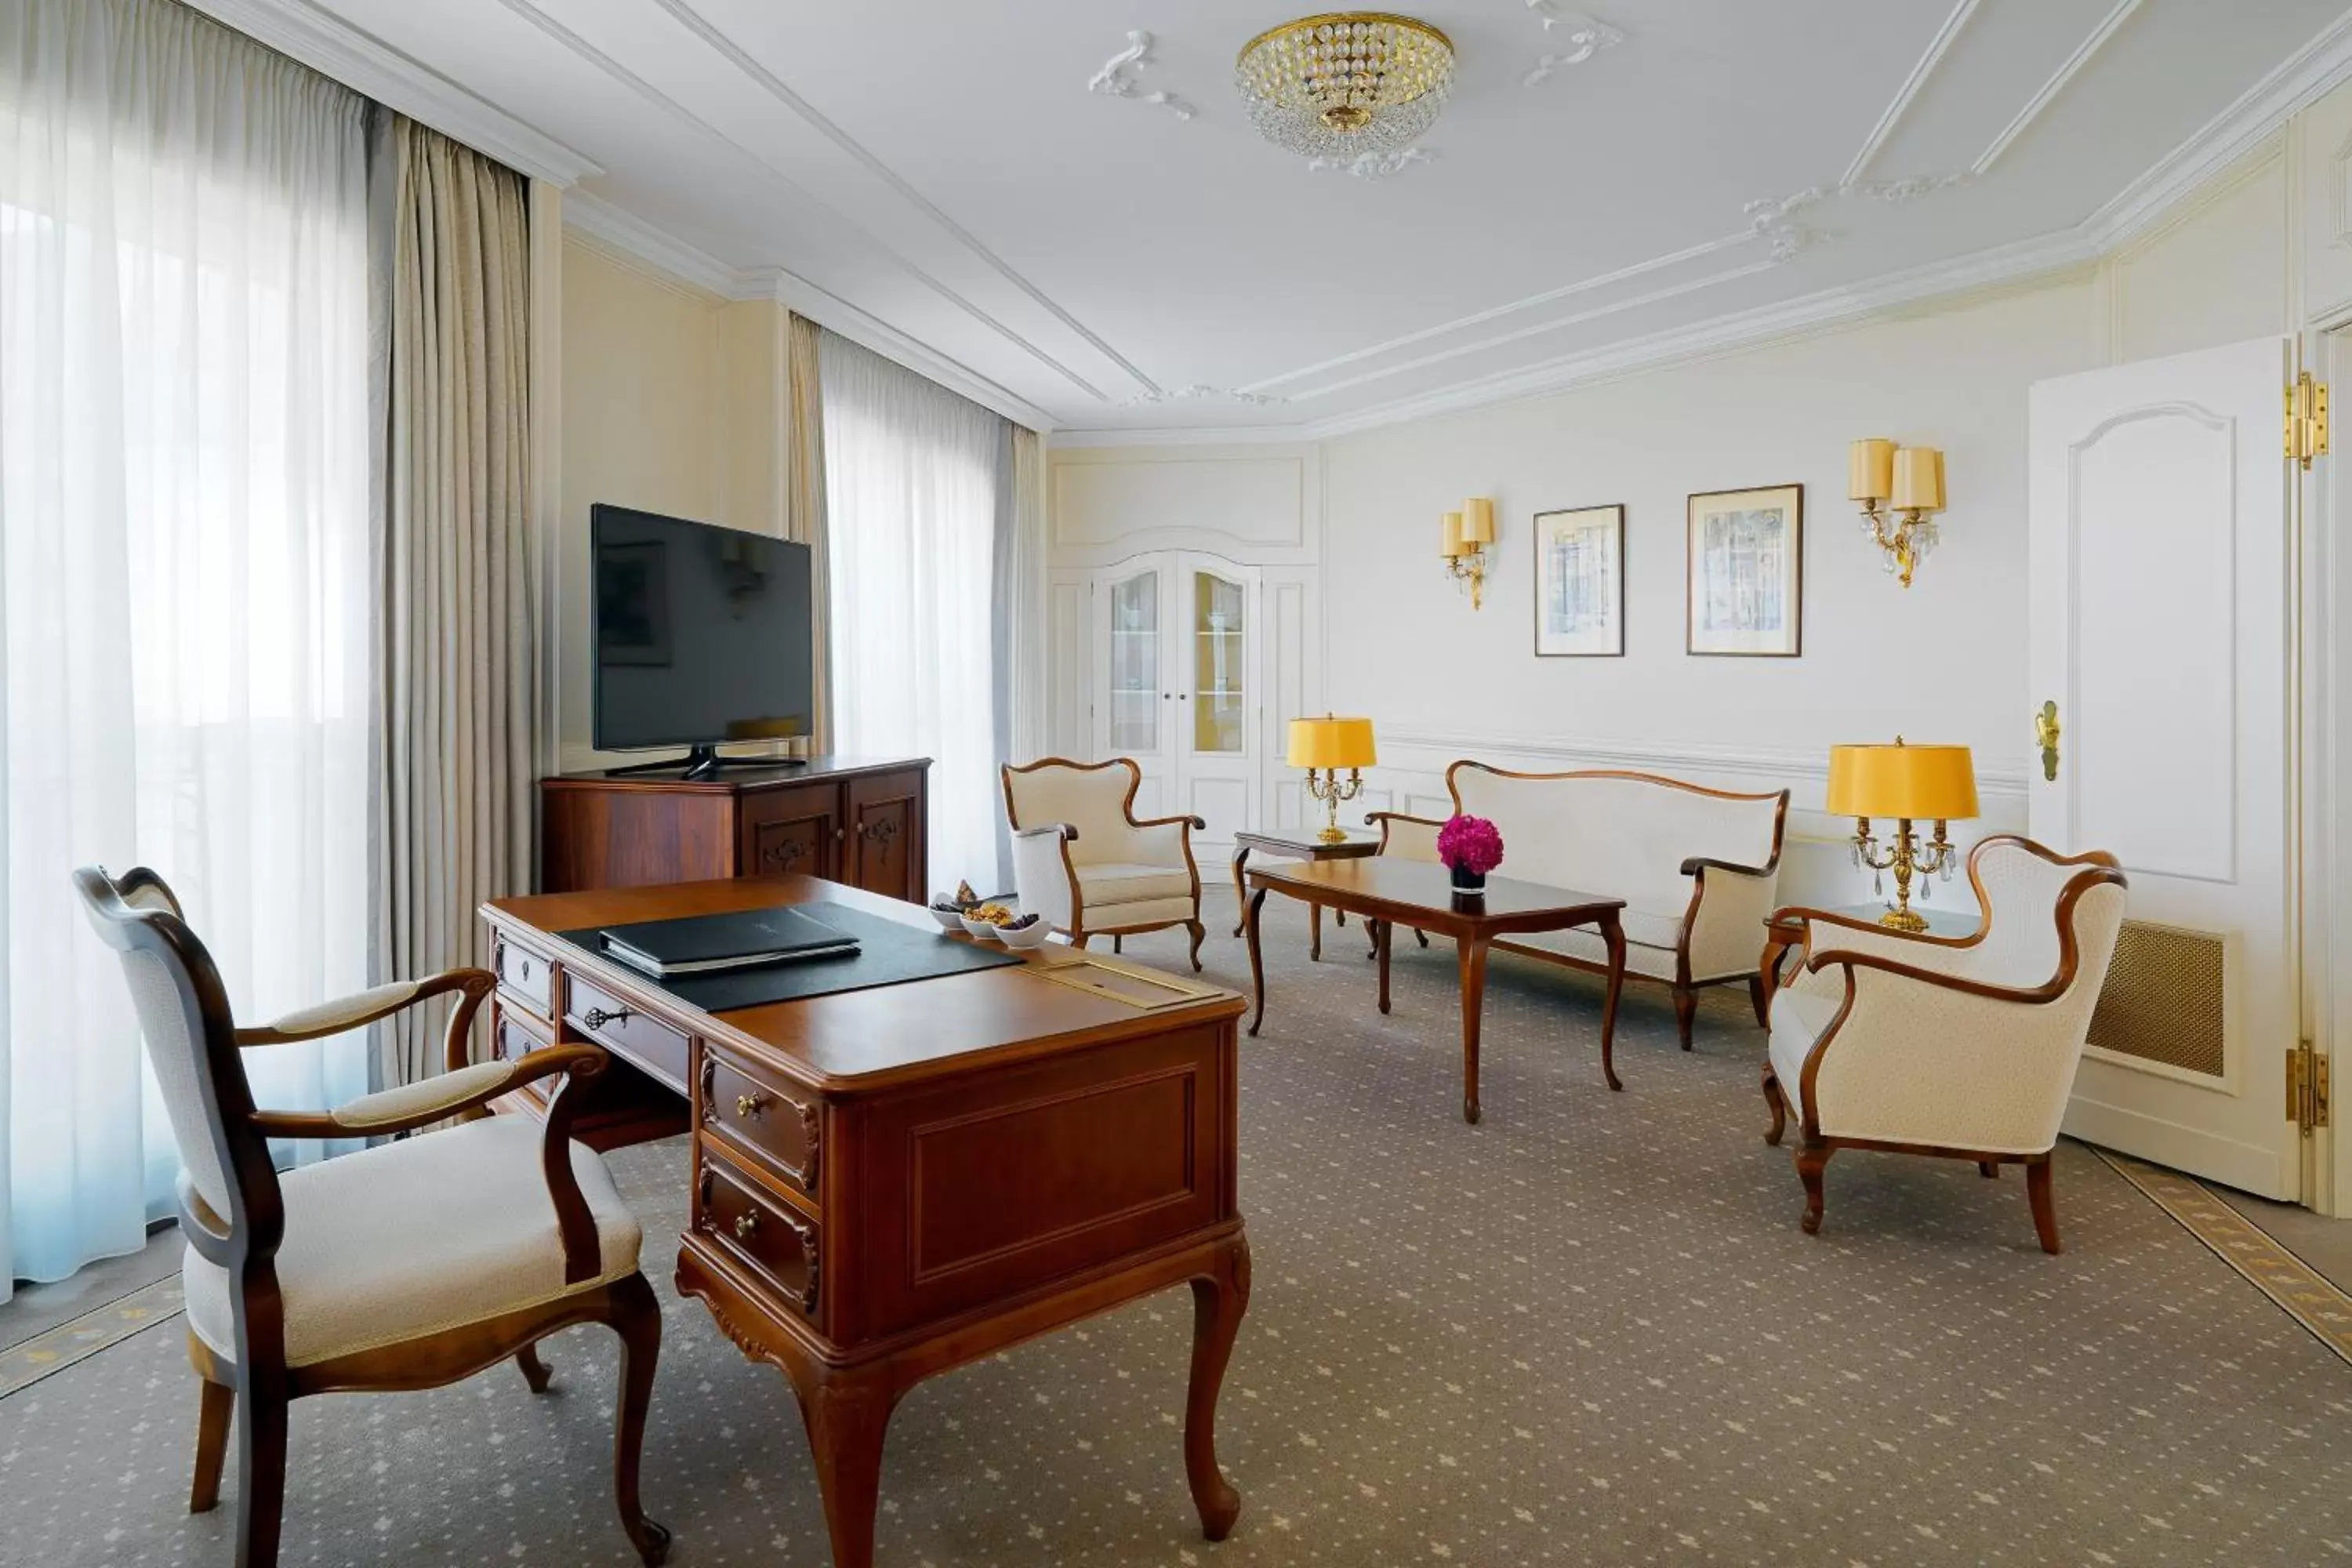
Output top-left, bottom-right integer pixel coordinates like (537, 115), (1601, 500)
(2027, 336), (2301, 1199)
(1175, 555), (1261, 851)
(1092, 560), (1174, 818)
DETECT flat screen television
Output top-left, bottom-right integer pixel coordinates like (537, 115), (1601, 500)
(591, 504), (814, 778)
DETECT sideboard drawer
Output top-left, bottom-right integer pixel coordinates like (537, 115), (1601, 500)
(698, 1151), (821, 1320)
(494, 935), (553, 1019)
(565, 974), (690, 1091)
(701, 1046), (821, 1203)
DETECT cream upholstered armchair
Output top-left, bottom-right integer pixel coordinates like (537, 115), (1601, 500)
(1002, 757), (1207, 970)
(1761, 836), (2127, 1254)
(73, 866), (671, 1568)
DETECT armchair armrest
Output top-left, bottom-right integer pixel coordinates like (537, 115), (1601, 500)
(234, 967), (495, 1045)
(1768, 902), (1976, 949)
(1806, 947), (2071, 1007)
(249, 1043), (609, 1139)
(1011, 822), (1080, 843)
(1681, 852), (1779, 878)
(1133, 812), (1207, 832)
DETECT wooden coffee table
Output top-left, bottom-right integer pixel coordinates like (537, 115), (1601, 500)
(1242, 858), (1628, 1123)
(1229, 828), (1380, 960)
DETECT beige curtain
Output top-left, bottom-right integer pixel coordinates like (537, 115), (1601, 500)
(378, 118), (536, 1085)
(1007, 426), (1049, 762)
(786, 312), (835, 753)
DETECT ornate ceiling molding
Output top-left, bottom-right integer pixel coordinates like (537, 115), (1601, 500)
(1744, 188), (1831, 262)
(1522, 5), (1624, 88)
(1087, 31), (1196, 122)
(1974, 0), (2146, 175)
(1842, 0), (1981, 187)
(1119, 386), (1290, 408)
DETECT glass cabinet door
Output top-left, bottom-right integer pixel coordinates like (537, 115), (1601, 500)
(1191, 569), (1247, 754)
(1106, 568), (1160, 754)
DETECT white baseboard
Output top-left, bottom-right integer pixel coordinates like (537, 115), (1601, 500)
(2061, 1093), (2294, 1200)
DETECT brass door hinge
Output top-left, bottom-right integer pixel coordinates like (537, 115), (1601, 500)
(2288, 1038), (2330, 1134)
(2286, 372), (2329, 468)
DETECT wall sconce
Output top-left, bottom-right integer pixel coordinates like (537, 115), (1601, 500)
(1441, 497), (1494, 609)
(1848, 439), (1947, 588)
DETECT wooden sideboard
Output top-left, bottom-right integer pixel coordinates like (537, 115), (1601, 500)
(540, 757), (930, 902)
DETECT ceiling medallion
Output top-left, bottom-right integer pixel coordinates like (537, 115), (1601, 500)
(1235, 13), (1456, 161)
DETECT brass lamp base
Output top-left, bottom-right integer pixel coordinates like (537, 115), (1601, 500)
(1316, 823), (1348, 845)
(1878, 906), (1929, 933)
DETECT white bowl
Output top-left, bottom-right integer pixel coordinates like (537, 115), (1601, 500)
(993, 918), (1051, 949)
(959, 913), (1000, 939)
(928, 905), (967, 931)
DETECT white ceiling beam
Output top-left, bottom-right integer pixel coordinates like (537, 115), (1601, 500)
(1842, 0), (1983, 188)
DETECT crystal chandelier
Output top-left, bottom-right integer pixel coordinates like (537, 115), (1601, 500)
(1235, 13), (1456, 161)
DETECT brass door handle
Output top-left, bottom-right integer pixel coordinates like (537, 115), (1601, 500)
(735, 1091), (768, 1119)
(732, 1210), (759, 1241)
(2035, 700), (2061, 782)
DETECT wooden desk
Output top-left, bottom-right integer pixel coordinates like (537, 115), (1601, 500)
(481, 876), (1250, 1568)
(1243, 859), (1628, 1123)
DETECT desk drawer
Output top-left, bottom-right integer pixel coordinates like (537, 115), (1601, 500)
(492, 1004), (550, 1064)
(701, 1046), (821, 1201)
(698, 1150), (820, 1319)
(494, 935), (553, 1018)
(565, 975), (690, 1091)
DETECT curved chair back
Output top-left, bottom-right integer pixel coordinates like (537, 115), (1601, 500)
(1001, 757), (1145, 865)
(1961, 836), (2127, 997)
(71, 866), (285, 1300)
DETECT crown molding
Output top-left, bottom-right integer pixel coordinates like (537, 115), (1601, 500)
(1844, 0), (1982, 187)
(183, 0), (599, 185)
(562, 193), (1056, 433)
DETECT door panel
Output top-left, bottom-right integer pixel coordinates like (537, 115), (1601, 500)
(1178, 556), (1259, 849)
(2027, 336), (2299, 1198)
(1092, 563), (1174, 811)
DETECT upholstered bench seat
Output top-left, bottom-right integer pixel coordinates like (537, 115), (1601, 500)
(183, 1116), (641, 1367)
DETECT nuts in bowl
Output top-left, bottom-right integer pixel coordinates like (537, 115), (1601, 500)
(960, 901), (1014, 938)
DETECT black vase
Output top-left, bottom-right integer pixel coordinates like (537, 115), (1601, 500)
(1450, 863), (1486, 892)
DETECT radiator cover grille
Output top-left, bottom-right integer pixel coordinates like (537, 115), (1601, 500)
(2085, 919), (2226, 1078)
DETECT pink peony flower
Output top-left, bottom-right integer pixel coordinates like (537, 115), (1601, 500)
(1436, 814), (1504, 876)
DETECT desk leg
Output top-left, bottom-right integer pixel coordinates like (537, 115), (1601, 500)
(1456, 935), (1489, 1124)
(786, 1363), (902, 1568)
(1377, 920), (1393, 1014)
(1310, 902), (1323, 962)
(1598, 913), (1626, 1093)
(1185, 1234), (1251, 1541)
(1245, 888), (1270, 1037)
(1229, 846), (1252, 938)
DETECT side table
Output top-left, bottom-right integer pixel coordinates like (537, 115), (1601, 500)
(1230, 829), (1379, 960)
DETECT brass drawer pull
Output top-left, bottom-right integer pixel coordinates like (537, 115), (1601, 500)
(582, 1005), (631, 1030)
(735, 1091), (768, 1118)
(733, 1210), (759, 1241)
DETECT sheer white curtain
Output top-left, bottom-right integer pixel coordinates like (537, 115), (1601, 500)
(0, 0), (374, 1298)
(818, 332), (1004, 893)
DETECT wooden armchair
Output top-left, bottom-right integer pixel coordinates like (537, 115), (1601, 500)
(72, 866), (671, 1568)
(1002, 757), (1207, 969)
(1760, 837), (2128, 1252)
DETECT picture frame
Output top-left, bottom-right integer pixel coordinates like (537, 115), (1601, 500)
(1533, 505), (1625, 657)
(1686, 484), (1802, 657)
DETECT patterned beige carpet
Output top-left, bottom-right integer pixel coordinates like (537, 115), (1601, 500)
(6, 905), (2352, 1565)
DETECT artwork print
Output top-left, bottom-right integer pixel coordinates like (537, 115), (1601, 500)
(1534, 505), (1624, 656)
(1686, 485), (1802, 656)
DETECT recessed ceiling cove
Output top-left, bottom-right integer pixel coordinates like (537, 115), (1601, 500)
(200, 0), (2352, 438)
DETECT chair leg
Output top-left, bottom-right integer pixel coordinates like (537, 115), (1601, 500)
(516, 1343), (554, 1392)
(2026, 1155), (2061, 1255)
(1795, 1145), (1832, 1236)
(1761, 1068), (1787, 1147)
(1748, 975), (1770, 1029)
(1977, 1161), (1999, 1179)
(1072, 932), (1091, 951)
(1112, 935), (1123, 954)
(609, 1274), (672, 1566)
(1185, 920), (1206, 973)
(233, 1382), (288, 1568)
(1671, 985), (1697, 1051)
(191, 1375), (234, 1513)
(1414, 928), (1428, 948)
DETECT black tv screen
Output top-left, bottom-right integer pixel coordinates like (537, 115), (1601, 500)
(591, 505), (815, 753)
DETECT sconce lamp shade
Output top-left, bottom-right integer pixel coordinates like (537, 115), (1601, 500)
(1848, 437), (1895, 502)
(1440, 511), (1465, 557)
(1891, 445), (1946, 511)
(1461, 496), (1496, 544)
(1288, 715), (1378, 771)
(1825, 742), (1978, 821)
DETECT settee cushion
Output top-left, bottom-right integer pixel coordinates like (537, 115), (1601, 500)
(1077, 862), (1194, 906)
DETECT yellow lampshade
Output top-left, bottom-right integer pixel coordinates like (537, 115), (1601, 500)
(1848, 437), (1895, 502)
(1891, 445), (1946, 511)
(1288, 715), (1377, 771)
(1824, 741), (1978, 822)
(1461, 496), (1495, 545)
(1440, 511), (1465, 557)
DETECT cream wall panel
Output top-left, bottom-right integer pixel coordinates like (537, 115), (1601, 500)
(2109, 143), (2289, 362)
(1048, 448), (1319, 566)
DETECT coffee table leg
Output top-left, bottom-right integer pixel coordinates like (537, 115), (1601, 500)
(1457, 935), (1490, 1124)
(1310, 902), (1323, 962)
(1245, 887), (1270, 1037)
(1599, 913), (1626, 1093)
(1376, 919), (1392, 1014)
(1229, 845), (1252, 938)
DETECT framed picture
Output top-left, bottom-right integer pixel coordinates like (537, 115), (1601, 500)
(1686, 484), (1802, 657)
(1534, 505), (1624, 657)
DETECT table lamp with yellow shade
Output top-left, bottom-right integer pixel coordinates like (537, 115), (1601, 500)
(1289, 714), (1378, 844)
(1824, 738), (1979, 930)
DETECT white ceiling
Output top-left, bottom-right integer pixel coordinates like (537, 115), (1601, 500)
(212, 1), (2352, 437)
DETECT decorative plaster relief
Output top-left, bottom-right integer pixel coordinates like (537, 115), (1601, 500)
(1744, 187), (1831, 262)
(1523, 5), (1625, 87)
(1087, 30), (1196, 121)
(1119, 385), (1292, 408)
(1308, 147), (1433, 179)
(1852, 172), (1972, 203)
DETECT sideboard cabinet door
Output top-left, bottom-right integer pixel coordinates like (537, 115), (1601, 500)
(844, 768), (926, 903)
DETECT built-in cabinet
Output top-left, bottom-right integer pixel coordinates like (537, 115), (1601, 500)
(1087, 552), (1262, 844)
